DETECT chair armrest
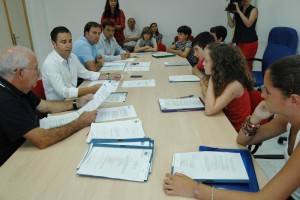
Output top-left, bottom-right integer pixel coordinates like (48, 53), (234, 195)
(247, 58), (263, 62)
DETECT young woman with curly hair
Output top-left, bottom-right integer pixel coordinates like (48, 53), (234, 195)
(201, 43), (254, 131)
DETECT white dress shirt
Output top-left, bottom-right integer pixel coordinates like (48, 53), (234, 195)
(41, 50), (100, 100)
(123, 27), (141, 47)
(96, 33), (126, 62)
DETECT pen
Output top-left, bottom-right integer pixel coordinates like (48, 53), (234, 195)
(132, 62), (139, 65)
(179, 95), (194, 98)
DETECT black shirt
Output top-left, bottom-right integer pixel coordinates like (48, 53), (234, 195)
(0, 77), (41, 166)
(233, 5), (258, 43)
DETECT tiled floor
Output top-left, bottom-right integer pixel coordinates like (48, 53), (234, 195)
(254, 133), (288, 179)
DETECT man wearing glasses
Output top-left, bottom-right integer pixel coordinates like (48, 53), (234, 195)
(0, 46), (97, 166)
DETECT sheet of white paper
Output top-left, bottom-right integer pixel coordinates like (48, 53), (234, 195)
(164, 61), (189, 66)
(87, 118), (145, 142)
(159, 97), (204, 110)
(96, 105), (137, 122)
(122, 79), (155, 88)
(104, 92), (127, 103)
(88, 80), (120, 93)
(124, 66), (150, 72)
(172, 151), (249, 181)
(78, 81), (116, 114)
(77, 147), (152, 182)
(113, 58), (135, 62)
(169, 75), (200, 82)
(39, 111), (79, 129)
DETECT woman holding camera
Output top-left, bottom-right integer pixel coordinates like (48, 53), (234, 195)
(227, 0), (258, 72)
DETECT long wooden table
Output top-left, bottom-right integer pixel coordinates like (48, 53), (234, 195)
(0, 53), (268, 200)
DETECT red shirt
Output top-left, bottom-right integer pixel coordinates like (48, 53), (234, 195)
(197, 58), (204, 71)
(101, 9), (126, 45)
(223, 88), (251, 132)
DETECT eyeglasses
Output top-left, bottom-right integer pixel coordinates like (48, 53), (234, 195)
(14, 66), (40, 72)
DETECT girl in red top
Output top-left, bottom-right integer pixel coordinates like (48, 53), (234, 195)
(101, 0), (126, 46)
(201, 43), (254, 131)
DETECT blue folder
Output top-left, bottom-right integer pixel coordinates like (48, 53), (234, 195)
(198, 146), (259, 192)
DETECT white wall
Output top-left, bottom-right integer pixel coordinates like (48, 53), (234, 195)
(25, 0), (300, 65)
(25, 0), (229, 64)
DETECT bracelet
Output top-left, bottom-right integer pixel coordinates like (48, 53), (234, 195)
(106, 73), (110, 80)
(242, 116), (260, 136)
(211, 186), (214, 200)
(193, 183), (200, 199)
(72, 99), (78, 110)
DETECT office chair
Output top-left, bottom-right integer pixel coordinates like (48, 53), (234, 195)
(157, 43), (166, 52)
(173, 35), (194, 44)
(31, 79), (46, 118)
(250, 27), (298, 88)
(247, 89), (284, 159)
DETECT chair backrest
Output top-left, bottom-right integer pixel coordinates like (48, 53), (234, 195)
(157, 43), (166, 52)
(31, 79), (46, 100)
(262, 27), (298, 73)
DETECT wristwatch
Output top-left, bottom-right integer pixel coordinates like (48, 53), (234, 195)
(106, 73), (110, 80)
(72, 99), (78, 110)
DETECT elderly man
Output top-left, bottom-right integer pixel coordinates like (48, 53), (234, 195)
(42, 26), (122, 101)
(97, 20), (130, 61)
(123, 18), (141, 52)
(0, 46), (97, 166)
(73, 21), (104, 72)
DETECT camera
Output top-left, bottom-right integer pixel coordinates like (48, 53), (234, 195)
(225, 0), (242, 13)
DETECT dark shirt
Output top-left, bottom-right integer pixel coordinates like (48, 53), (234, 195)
(0, 77), (40, 166)
(234, 5), (258, 43)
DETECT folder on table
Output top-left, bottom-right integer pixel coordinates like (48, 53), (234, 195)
(152, 52), (176, 58)
(164, 61), (189, 67)
(158, 97), (204, 112)
(198, 146), (259, 192)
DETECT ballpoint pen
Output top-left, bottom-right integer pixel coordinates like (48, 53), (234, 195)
(179, 95), (194, 98)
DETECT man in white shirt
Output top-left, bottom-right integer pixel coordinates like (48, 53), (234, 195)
(42, 26), (121, 101)
(97, 21), (130, 62)
(123, 18), (141, 52)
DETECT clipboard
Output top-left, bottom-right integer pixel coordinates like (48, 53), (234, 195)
(198, 146), (259, 192)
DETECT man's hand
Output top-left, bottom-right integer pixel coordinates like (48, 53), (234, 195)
(96, 55), (104, 67)
(77, 110), (97, 128)
(120, 53), (127, 60)
(77, 94), (94, 108)
(110, 73), (122, 80)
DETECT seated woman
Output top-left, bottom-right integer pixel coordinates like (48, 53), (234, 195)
(150, 22), (163, 44)
(164, 55), (300, 200)
(134, 27), (157, 53)
(201, 43), (254, 132)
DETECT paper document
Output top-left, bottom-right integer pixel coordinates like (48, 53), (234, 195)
(169, 75), (200, 82)
(39, 111), (79, 129)
(96, 105), (137, 122)
(113, 58), (135, 62)
(164, 61), (189, 66)
(87, 118), (145, 142)
(77, 146), (152, 182)
(88, 80), (120, 92)
(104, 92), (127, 102)
(158, 97), (204, 112)
(172, 151), (249, 183)
(78, 81), (116, 114)
(152, 52), (175, 58)
(122, 79), (155, 88)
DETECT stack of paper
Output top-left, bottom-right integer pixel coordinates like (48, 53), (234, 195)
(77, 138), (154, 182)
(171, 151), (249, 183)
(100, 62), (126, 71)
(158, 97), (204, 112)
(124, 61), (151, 72)
(164, 61), (189, 67)
(87, 118), (145, 143)
(169, 75), (200, 82)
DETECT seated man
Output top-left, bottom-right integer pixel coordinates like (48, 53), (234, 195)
(210, 25), (227, 43)
(42, 26), (121, 101)
(0, 46), (97, 166)
(167, 25), (198, 66)
(73, 21), (104, 72)
(97, 20), (130, 62)
(123, 18), (141, 52)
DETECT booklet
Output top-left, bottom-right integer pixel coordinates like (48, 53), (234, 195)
(164, 61), (189, 67)
(158, 97), (204, 112)
(152, 52), (175, 58)
(169, 75), (200, 82)
(171, 151), (249, 183)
